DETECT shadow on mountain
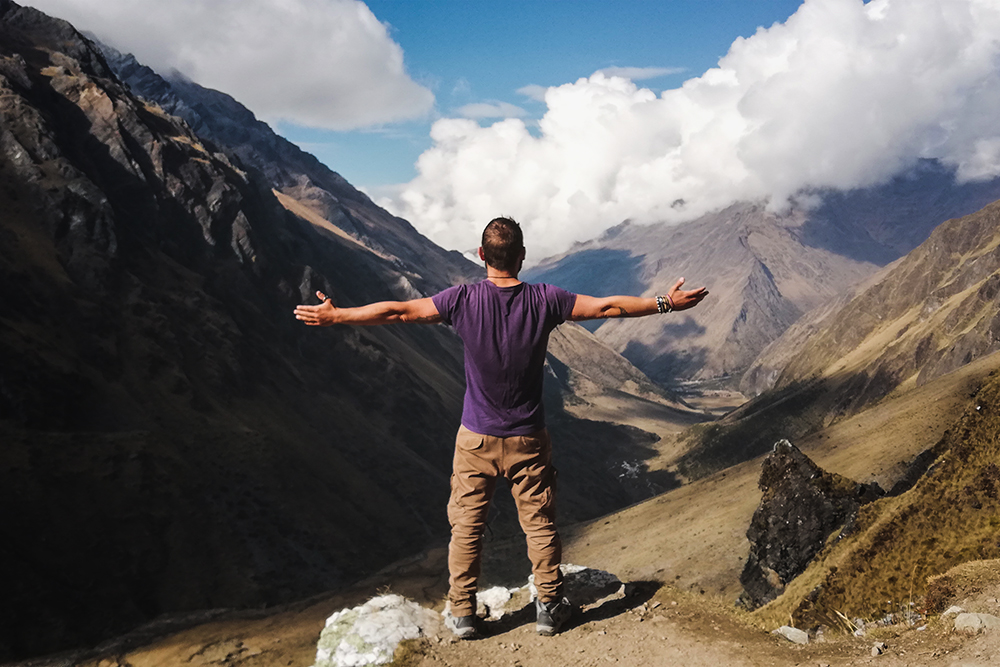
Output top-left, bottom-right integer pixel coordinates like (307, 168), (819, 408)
(661, 315), (708, 338)
(799, 160), (1000, 264)
(620, 337), (710, 387)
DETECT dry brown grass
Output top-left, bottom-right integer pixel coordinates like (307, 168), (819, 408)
(753, 367), (1000, 631)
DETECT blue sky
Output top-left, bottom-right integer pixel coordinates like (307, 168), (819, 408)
(278, 0), (806, 188)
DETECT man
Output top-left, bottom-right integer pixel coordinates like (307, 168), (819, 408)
(294, 217), (708, 638)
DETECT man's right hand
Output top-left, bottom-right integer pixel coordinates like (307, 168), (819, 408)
(294, 290), (338, 326)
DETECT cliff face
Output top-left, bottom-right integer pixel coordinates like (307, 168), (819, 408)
(0, 2), (472, 657)
(94, 41), (475, 293)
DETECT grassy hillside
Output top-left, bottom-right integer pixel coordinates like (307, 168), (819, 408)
(753, 362), (1000, 630)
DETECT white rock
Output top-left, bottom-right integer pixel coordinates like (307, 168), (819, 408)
(772, 625), (809, 644)
(942, 605), (965, 617)
(954, 612), (1000, 635)
(313, 595), (440, 667)
(477, 586), (515, 620)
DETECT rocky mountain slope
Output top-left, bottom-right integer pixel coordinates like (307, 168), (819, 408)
(526, 203), (877, 384)
(0, 3), (687, 660)
(526, 166), (1000, 387)
(675, 197), (1000, 479)
(93, 41), (471, 293)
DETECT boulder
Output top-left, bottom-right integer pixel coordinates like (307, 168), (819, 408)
(739, 440), (884, 609)
(313, 595), (441, 667)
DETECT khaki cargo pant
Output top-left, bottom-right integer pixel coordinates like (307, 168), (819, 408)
(447, 425), (563, 617)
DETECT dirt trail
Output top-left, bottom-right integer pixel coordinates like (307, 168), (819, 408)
(66, 576), (1000, 667)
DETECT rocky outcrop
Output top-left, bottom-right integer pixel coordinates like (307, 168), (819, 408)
(738, 440), (883, 609)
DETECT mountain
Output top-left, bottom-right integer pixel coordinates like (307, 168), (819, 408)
(526, 165), (1000, 387)
(526, 203), (877, 384)
(0, 2), (686, 659)
(93, 41), (471, 293)
(674, 197), (1000, 479)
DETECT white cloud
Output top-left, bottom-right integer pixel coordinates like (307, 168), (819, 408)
(386, 0), (1000, 261)
(456, 102), (528, 120)
(27, 0), (434, 130)
(594, 66), (686, 80)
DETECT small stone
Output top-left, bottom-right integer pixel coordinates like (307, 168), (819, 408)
(773, 626), (809, 644)
(651, 601), (661, 609)
(871, 641), (887, 656)
(942, 605), (965, 617)
(955, 612), (1000, 635)
(671, 601), (677, 606)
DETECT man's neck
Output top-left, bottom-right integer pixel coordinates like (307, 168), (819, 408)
(486, 271), (521, 287)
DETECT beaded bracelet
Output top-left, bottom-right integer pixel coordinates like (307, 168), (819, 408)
(656, 295), (673, 314)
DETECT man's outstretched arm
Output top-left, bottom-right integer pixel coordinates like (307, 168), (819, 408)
(569, 277), (708, 321)
(294, 291), (442, 326)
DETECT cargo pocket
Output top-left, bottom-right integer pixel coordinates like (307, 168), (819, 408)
(456, 427), (484, 451)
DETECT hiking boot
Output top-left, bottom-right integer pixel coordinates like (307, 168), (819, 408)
(536, 596), (573, 636)
(444, 612), (480, 639)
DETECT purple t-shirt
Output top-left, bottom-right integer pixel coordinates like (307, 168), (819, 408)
(432, 280), (577, 437)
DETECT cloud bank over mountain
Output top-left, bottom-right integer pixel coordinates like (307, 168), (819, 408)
(27, 0), (435, 130)
(387, 0), (1000, 259)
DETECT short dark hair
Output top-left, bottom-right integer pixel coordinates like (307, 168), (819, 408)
(481, 217), (524, 273)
